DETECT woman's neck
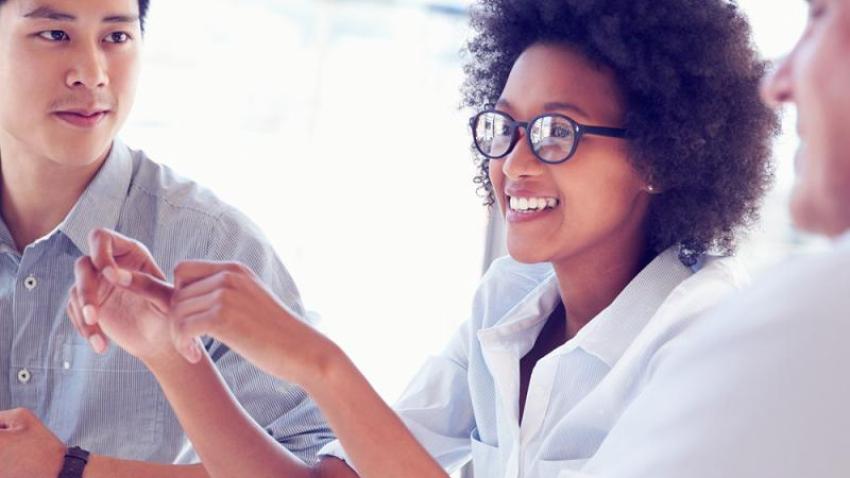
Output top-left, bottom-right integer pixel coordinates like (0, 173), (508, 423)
(552, 233), (652, 338)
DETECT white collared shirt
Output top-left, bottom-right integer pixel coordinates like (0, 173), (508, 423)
(321, 247), (749, 477)
(555, 233), (850, 478)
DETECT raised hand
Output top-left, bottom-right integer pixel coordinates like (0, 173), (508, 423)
(112, 260), (334, 388)
(66, 228), (180, 364)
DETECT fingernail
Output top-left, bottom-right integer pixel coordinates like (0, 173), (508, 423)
(82, 305), (97, 325)
(89, 335), (106, 354)
(185, 340), (202, 363)
(103, 267), (132, 287)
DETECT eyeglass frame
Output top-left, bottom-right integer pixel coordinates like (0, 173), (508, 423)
(468, 109), (627, 164)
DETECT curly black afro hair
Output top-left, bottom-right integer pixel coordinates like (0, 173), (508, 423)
(463, 0), (780, 263)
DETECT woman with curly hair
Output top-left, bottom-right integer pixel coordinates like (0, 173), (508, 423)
(66, 0), (778, 477)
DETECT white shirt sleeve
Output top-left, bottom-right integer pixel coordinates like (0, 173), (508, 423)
(319, 320), (476, 473)
(575, 247), (850, 478)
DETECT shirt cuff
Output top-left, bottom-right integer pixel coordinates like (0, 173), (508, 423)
(318, 439), (359, 473)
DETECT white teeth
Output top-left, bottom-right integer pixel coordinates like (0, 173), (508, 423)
(508, 196), (559, 212)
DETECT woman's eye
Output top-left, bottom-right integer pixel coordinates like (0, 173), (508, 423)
(105, 32), (131, 43)
(38, 30), (69, 42)
(551, 126), (570, 138)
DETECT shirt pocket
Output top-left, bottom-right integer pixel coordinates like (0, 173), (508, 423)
(470, 428), (503, 477)
(48, 339), (165, 455)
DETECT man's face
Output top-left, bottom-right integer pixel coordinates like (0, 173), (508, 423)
(762, 0), (850, 237)
(0, 0), (141, 168)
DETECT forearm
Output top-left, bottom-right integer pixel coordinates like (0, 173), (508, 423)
(85, 460), (208, 478)
(303, 347), (447, 478)
(146, 352), (312, 478)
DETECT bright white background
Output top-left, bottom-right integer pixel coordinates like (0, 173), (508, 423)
(122, 0), (811, 403)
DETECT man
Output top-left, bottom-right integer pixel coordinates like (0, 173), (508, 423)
(0, 1), (331, 477)
(559, 1), (850, 476)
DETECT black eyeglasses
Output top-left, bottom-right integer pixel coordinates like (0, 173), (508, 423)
(469, 109), (627, 164)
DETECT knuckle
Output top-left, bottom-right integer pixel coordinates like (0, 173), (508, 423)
(219, 272), (235, 288)
(174, 261), (191, 277)
(209, 304), (226, 328)
(173, 264), (185, 278)
(226, 262), (249, 275)
(73, 258), (87, 276)
(212, 288), (228, 304)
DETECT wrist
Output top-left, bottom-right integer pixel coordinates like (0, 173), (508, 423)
(142, 345), (197, 376)
(299, 341), (353, 396)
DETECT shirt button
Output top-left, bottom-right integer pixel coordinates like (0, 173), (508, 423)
(17, 368), (31, 384)
(24, 275), (37, 290)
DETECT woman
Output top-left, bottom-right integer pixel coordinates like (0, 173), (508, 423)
(67, 0), (777, 476)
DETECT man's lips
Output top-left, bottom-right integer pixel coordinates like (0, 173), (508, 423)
(54, 110), (110, 128)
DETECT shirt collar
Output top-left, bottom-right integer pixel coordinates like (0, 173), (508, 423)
(0, 214), (14, 254)
(59, 139), (134, 255)
(572, 247), (692, 367)
(478, 247), (692, 368)
(476, 267), (561, 356)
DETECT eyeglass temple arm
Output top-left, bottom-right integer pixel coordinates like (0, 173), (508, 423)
(580, 125), (627, 138)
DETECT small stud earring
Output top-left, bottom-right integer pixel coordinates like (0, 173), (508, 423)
(646, 185), (656, 193)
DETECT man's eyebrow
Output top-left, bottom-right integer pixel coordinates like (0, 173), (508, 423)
(23, 6), (75, 21)
(23, 6), (139, 24)
(103, 14), (140, 24)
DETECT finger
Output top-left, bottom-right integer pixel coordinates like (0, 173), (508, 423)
(179, 337), (205, 364)
(88, 228), (120, 272)
(89, 228), (166, 279)
(171, 269), (244, 305)
(66, 288), (88, 335)
(70, 287), (109, 354)
(171, 313), (214, 364)
(173, 261), (252, 289)
(171, 287), (224, 321)
(73, 257), (109, 315)
(103, 267), (174, 312)
(168, 291), (222, 338)
(0, 408), (37, 431)
(0, 409), (23, 430)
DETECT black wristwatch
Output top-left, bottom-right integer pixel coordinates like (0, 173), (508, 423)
(58, 446), (90, 478)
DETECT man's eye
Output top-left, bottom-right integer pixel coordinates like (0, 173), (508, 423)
(38, 30), (69, 42)
(105, 32), (131, 44)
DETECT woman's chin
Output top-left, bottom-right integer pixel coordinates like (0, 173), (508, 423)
(506, 243), (552, 264)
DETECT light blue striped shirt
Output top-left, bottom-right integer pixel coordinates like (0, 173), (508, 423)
(0, 140), (333, 463)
